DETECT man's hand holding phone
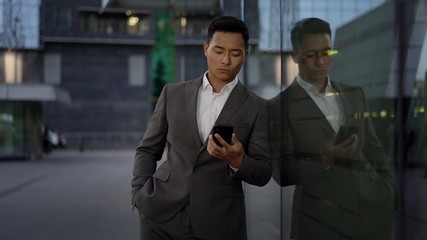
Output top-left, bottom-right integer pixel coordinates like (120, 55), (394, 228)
(334, 126), (359, 146)
(207, 124), (243, 169)
(320, 125), (359, 168)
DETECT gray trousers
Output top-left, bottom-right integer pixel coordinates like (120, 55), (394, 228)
(138, 204), (203, 240)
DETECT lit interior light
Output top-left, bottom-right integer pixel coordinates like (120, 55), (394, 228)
(363, 112), (370, 118)
(419, 105), (425, 113)
(327, 49), (339, 56)
(126, 10), (132, 16)
(180, 17), (187, 27)
(371, 111), (378, 118)
(128, 16), (139, 26)
(380, 110), (387, 118)
(354, 113), (361, 119)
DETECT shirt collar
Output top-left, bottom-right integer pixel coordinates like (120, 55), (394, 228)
(202, 71), (239, 93)
(296, 75), (334, 94)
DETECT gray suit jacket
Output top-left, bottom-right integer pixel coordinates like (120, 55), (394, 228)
(269, 80), (395, 240)
(132, 76), (272, 240)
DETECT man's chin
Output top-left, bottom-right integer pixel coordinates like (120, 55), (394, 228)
(217, 74), (235, 83)
(311, 75), (328, 83)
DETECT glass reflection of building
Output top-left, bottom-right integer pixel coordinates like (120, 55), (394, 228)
(252, 0), (427, 240)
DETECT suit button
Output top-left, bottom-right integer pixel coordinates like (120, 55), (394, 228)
(193, 167), (199, 173)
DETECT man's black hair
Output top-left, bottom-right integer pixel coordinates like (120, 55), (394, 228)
(291, 17), (331, 51)
(207, 16), (249, 50)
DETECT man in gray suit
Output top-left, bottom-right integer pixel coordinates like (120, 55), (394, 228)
(132, 16), (272, 240)
(269, 18), (395, 239)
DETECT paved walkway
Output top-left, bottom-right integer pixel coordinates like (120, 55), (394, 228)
(0, 150), (139, 240)
(1, 150), (426, 240)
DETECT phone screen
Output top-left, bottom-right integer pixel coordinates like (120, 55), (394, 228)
(212, 124), (233, 147)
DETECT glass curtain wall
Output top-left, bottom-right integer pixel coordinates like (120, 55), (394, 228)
(0, 101), (42, 159)
(0, 102), (24, 158)
(244, 0), (427, 239)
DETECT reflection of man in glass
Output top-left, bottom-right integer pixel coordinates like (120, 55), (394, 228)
(269, 18), (395, 239)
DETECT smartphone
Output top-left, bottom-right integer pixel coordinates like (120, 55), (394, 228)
(334, 125), (358, 145)
(211, 124), (233, 147)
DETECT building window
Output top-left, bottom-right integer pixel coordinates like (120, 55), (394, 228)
(173, 16), (213, 37)
(54, 7), (71, 30)
(4, 51), (22, 84)
(0, 0), (40, 49)
(129, 55), (146, 87)
(80, 12), (151, 36)
(138, 19), (150, 35)
(44, 53), (61, 85)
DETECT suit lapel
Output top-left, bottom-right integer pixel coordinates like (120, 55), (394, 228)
(288, 81), (334, 135)
(214, 81), (248, 125)
(185, 77), (203, 148)
(185, 78), (247, 149)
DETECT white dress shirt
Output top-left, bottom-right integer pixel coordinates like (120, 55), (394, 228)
(197, 72), (238, 143)
(296, 75), (345, 133)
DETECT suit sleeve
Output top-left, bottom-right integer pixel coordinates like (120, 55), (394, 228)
(269, 95), (332, 187)
(131, 85), (168, 207)
(232, 101), (272, 186)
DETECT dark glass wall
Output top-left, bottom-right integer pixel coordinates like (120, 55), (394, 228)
(243, 0), (427, 239)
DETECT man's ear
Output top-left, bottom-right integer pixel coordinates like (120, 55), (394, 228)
(291, 51), (299, 64)
(203, 42), (208, 57)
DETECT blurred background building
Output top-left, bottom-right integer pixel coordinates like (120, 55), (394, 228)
(0, 0), (70, 159)
(3, 0), (261, 154)
(1, 0), (427, 239)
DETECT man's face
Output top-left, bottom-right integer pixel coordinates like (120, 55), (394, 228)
(292, 33), (332, 84)
(203, 31), (247, 84)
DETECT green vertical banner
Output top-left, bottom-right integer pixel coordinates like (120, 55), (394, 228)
(152, 12), (175, 110)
